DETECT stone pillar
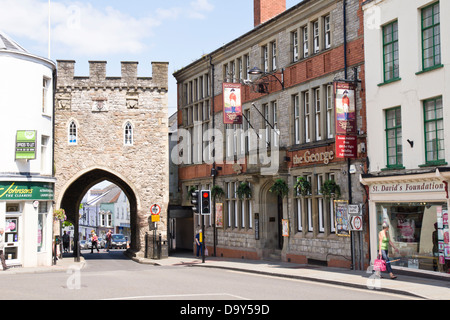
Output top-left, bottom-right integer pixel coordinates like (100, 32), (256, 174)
(89, 61), (107, 82)
(56, 60), (75, 85)
(121, 61), (138, 84)
(151, 62), (169, 91)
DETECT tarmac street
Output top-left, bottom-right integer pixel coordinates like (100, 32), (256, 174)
(0, 250), (448, 301)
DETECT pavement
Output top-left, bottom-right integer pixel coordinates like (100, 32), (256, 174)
(1, 252), (449, 300)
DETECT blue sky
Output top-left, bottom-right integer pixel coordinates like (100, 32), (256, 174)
(0, 0), (300, 116)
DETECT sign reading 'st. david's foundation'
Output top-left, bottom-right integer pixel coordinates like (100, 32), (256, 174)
(370, 181), (446, 193)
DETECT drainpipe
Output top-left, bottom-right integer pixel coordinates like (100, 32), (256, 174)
(343, 0), (355, 270)
(210, 55), (217, 258)
(344, 0), (348, 79)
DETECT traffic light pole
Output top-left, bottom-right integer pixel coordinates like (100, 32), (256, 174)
(201, 213), (205, 264)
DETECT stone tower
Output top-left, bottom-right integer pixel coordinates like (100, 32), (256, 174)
(54, 60), (169, 259)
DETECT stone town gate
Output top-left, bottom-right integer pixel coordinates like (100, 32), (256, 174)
(54, 60), (169, 259)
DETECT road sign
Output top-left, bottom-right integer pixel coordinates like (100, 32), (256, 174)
(350, 215), (363, 231)
(348, 204), (361, 216)
(150, 204), (161, 222)
(151, 204), (161, 215)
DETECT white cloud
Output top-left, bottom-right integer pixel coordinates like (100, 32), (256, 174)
(188, 0), (214, 19)
(49, 3), (160, 55)
(0, 0), (215, 56)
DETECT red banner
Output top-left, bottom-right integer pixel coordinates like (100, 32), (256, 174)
(223, 83), (242, 124)
(336, 135), (357, 159)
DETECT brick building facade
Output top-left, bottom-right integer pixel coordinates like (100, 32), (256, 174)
(174, 0), (367, 268)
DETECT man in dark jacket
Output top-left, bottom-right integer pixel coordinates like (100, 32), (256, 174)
(0, 229), (8, 270)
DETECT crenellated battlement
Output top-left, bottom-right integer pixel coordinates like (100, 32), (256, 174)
(56, 60), (168, 91)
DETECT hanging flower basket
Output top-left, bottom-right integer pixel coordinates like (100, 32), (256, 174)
(321, 179), (341, 199)
(211, 185), (225, 200)
(236, 182), (252, 199)
(54, 209), (66, 222)
(294, 177), (311, 196)
(269, 179), (289, 198)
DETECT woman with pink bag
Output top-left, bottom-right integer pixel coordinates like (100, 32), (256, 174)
(378, 222), (398, 279)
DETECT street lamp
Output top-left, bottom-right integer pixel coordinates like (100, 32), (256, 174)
(248, 67), (284, 91)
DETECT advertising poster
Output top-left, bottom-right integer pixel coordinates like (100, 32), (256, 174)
(15, 130), (37, 160)
(334, 200), (350, 237)
(334, 82), (357, 135)
(282, 219), (289, 237)
(215, 203), (223, 228)
(223, 83), (242, 125)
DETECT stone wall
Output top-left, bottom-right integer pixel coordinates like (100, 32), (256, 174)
(54, 60), (169, 258)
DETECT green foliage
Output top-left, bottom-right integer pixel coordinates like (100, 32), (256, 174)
(236, 182), (252, 199)
(269, 179), (289, 198)
(211, 185), (225, 200)
(293, 177), (311, 196)
(320, 179), (341, 198)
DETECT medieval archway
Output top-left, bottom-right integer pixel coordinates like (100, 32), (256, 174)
(56, 168), (141, 255)
(53, 60), (169, 260)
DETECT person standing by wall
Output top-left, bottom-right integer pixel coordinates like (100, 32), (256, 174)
(195, 230), (202, 258)
(0, 229), (8, 271)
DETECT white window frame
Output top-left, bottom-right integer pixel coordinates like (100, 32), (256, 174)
(42, 77), (51, 115)
(307, 176), (313, 232)
(304, 91), (310, 143)
(263, 45), (269, 72)
(324, 15), (331, 49)
(303, 26), (309, 58)
(41, 135), (49, 174)
(328, 173), (336, 233)
(313, 20), (320, 53)
(68, 120), (78, 145)
(272, 101), (279, 147)
(317, 175), (324, 233)
(271, 41), (277, 71)
(294, 94), (300, 144)
(124, 121), (133, 146)
(314, 87), (322, 141)
(292, 30), (299, 62)
(326, 84), (334, 139)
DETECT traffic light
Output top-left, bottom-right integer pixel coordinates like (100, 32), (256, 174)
(190, 190), (199, 213)
(200, 190), (211, 215)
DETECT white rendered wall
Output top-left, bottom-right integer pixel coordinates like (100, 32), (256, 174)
(364, 0), (450, 172)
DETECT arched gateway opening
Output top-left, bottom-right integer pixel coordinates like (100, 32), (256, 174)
(57, 168), (140, 255)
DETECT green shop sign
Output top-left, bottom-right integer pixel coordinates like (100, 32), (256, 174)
(15, 130), (37, 160)
(0, 182), (54, 201)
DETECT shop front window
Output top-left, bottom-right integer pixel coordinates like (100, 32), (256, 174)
(38, 202), (48, 253)
(376, 202), (449, 273)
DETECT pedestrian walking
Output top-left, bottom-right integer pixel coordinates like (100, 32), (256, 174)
(195, 230), (203, 258)
(105, 229), (112, 252)
(90, 231), (100, 253)
(62, 231), (70, 253)
(378, 222), (398, 279)
(0, 228), (8, 271)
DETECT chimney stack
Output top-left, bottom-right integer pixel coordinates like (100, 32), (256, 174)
(254, 0), (286, 27)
